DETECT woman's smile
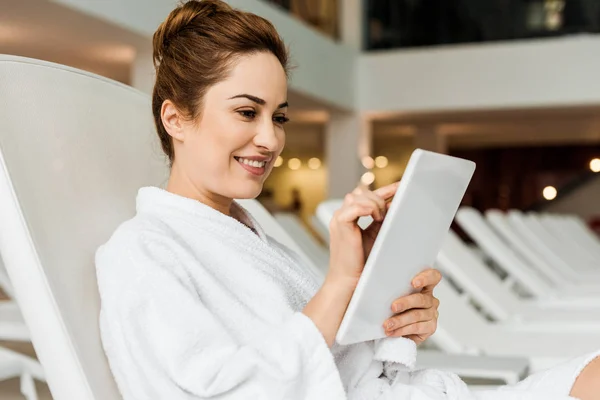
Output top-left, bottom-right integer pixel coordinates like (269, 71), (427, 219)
(234, 156), (269, 176)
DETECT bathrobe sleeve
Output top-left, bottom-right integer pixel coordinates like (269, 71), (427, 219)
(108, 241), (346, 399)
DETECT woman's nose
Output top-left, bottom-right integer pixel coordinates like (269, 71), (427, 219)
(254, 121), (280, 151)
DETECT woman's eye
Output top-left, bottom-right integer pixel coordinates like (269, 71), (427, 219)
(238, 110), (256, 119)
(273, 115), (289, 125)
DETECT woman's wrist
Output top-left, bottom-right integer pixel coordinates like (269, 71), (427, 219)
(303, 272), (358, 347)
(324, 270), (360, 293)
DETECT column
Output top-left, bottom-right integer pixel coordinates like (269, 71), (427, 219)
(338, 0), (365, 51)
(131, 44), (154, 96)
(326, 112), (372, 198)
(413, 125), (448, 154)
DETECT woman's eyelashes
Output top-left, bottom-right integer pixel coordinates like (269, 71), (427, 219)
(238, 109), (256, 119)
(236, 109), (289, 125)
(273, 115), (289, 125)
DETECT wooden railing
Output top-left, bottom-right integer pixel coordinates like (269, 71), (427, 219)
(265, 0), (340, 39)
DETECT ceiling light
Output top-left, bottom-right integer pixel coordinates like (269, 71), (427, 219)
(542, 186), (557, 201)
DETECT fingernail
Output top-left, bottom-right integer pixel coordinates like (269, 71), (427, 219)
(393, 304), (402, 313)
(413, 279), (422, 288)
(386, 320), (394, 329)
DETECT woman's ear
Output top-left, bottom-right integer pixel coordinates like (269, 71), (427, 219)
(161, 100), (185, 142)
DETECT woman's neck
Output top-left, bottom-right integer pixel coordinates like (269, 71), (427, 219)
(166, 168), (232, 216)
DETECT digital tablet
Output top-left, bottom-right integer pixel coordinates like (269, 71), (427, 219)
(336, 149), (475, 346)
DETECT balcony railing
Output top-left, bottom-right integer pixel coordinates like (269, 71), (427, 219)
(366, 0), (600, 50)
(264, 0), (340, 39)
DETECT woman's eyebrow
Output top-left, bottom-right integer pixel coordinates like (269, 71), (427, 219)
(229, 94), (265, 105)
(229, 94), (288, 109)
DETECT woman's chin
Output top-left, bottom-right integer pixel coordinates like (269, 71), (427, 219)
(232, 181), (263, 200)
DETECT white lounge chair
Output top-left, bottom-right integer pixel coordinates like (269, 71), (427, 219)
(0, 54), (171, 399)
(508, 210), (600, 281)
(456, 207), (600, 306)
(537, 213), (600, 265)
(437, 230), (600, 330)
(486, 210), (600, 289)
(525, 212), (599, 275)
(431, 277), (599, 372)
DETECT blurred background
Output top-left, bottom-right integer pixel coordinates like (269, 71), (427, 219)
(2, 0), (599, 232)
(1, 2), (600, 396)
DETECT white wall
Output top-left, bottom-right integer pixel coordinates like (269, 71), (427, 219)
(358, 35), (600, 114)
(50, 0), (357, 110)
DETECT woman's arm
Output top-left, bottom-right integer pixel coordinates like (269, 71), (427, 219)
(302, 274), (356, 347)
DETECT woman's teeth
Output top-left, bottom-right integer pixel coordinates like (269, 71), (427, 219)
(236, 157), (266, 168)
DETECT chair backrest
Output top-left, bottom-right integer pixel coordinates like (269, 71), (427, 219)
(0, 257), (15, 299)
(0, 55), (169, 400)
(485, 209), (564, 286)
(431, 278), (490, 355)
(507, 211), (578, 282)
(455, 207), (551, 298)
(563, 216), (600, 257)
(274, 212), (329, 272)
(523, 213), (595, 273)
(436, 230), (520, 321)
(236, 199), (325, 282)
(535, 214), (599, 270)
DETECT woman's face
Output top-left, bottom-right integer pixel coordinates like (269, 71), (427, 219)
(165, 51), (288, 204)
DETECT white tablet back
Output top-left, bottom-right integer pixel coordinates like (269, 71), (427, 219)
(337, 149), (475, 345)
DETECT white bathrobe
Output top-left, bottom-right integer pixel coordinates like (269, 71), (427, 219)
(96, 187), (598, 400)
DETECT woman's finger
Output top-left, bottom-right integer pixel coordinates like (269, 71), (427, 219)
(383, 308), (435, 332)
(338, 195), (385, 222)
(386, 319), (437, 338)
(411, 268), (443, 291)
(373, 181), (400, 201)
(390, 292), (435, 314)
(360, 190), (386, 221)
(336, 200), (382, 223)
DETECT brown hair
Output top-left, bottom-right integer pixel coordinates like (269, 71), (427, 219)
(152, 0), (289, 163)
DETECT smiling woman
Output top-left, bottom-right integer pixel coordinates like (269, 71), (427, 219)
(94, 1), (600, 400)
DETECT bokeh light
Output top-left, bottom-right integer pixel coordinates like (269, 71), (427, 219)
(308, 157), (321, 170)
(542, 186), (557, 200)
(361, 156), (374, 169)
(361, 171), (375, 185)
(288, 158), (301, 170)
(375, 156), (388, 168)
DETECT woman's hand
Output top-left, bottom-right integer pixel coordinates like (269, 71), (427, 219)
(327, 182), (399, 288)
(382, 269), (442, 344)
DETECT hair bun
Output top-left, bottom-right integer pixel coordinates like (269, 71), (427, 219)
(152, 0), (232, 66)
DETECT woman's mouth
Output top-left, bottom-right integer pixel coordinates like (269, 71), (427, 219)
(234, 156), (268, 176)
